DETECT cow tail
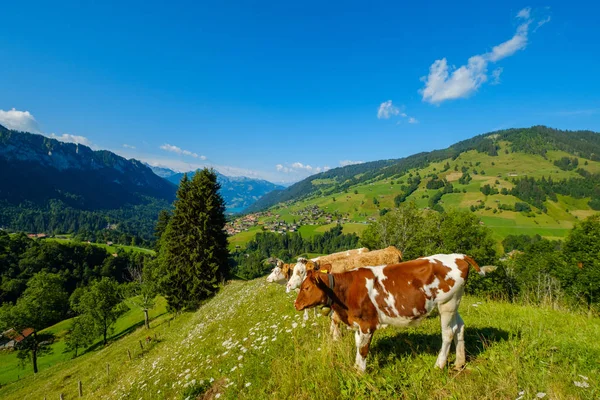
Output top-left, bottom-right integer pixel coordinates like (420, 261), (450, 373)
(463, 255), (485, 276)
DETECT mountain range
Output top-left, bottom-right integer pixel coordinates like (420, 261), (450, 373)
(149, 167), (284, 214)
(2, 124), (599, 245)
(0, 125), (285, 242)
(0, 125), (177, 242)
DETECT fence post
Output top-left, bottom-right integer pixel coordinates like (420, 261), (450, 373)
(59, 394), (64, 400)
(106, 363), (110, 380)
(78, 380), (83, 397)
(139, 340), (143, 350)
(127, 349), (132, 361)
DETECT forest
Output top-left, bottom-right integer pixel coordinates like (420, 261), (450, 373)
(229, 225), (360, 279)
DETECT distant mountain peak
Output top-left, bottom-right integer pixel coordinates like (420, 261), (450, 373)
(155, 167), (284, 213)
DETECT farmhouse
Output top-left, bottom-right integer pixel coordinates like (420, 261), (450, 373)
(0, 328), (34, 349)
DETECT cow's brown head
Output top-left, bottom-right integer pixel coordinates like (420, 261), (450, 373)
(294, 269), (329, 311)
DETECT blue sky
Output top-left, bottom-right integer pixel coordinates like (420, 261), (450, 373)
(1, 1), (599, 183)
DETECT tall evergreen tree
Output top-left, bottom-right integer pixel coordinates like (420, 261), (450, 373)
(158, 169), (229, 311)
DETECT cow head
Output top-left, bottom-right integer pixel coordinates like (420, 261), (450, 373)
(294, 270), (329, 311)
(285, 257), (309, 293)
(266, 266), (286, 283)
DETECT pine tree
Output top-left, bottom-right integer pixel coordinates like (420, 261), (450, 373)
(158, 169), (229, 311)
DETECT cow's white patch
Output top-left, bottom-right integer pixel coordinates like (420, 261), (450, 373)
(266, 267), (285, 283)
(422, 277), (440, 298)
(365, 271), (416, 327)
(420, 254), (467, 303)
(354, 330), (372, 372)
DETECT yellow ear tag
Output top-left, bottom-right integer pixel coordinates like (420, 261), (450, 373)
(320, 270), (328, 273)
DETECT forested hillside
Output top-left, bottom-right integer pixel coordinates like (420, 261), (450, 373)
(235, 126), (600, 246)
(248, 126), (600, 212)
(0, 126), (177, 244)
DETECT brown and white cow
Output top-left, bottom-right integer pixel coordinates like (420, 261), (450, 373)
(294, 254), (485, 372)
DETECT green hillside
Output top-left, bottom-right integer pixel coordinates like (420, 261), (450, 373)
(0, 297), (167, 386)
(230, 127), (600, 248)
(1, 279), (597, 399)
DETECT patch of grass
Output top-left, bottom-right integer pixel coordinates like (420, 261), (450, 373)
(2, 279), (598, 399)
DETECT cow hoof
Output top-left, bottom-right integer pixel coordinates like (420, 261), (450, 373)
(453, 363), (465, 371)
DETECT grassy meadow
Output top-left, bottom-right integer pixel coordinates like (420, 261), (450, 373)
(44, 237), (156, 255)
(1, 278), (598, 399)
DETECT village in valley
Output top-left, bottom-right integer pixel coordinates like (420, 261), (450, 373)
(225, 204), (357, 236)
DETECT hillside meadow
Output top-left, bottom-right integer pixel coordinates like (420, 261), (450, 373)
(1, 278), (597, 399)
(230, 143), (600, 248)
(0, 297), (168, 386)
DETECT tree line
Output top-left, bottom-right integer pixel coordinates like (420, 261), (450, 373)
(230, 225), (360, 280)
(361, 202), (600, 311)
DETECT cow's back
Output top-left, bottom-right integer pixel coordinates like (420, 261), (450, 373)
(328, 246), (403, 273)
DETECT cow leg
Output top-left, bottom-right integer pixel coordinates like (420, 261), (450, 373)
(303, 309), (309, 321)
(453, 312), (466, 369)
(330, 312), (342, 341)
(435, 302), (458, 369)
(354, 328), (373, 372)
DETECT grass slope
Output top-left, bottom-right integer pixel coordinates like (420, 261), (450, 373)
(1, 279), (598, 399)
(0, 297), (167, 386)
(45, 237), (155, 255)
(230, 143), (600, 248)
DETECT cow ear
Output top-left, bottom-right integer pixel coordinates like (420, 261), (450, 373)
(318, 263), (332, 274)
(313, 270), (328, 287)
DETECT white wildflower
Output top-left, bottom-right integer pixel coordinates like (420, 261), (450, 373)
(245, 382), (252, 387)
(536, 393), (546, 398)
(574, 380), (590, 388)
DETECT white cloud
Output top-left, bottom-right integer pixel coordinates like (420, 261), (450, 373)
(123, 144), (136, 149)
(378, 102), (419, 124)
(0, 108), (41, 133)
(487, 21), (530, 62)
(48, 133), (92, 146)
(516, 7), (531, 19)
(377, 100), (400, 119)
(275, 161), (330, 177)
(138, 156), (281, 181)
(420, 9), (549, 104)
(160, 143), (206, 160)
(535, 16), (551, 31)
(421, 55), (488, 104)
(408, 117), (419, 124)
(340, 160), (364, 167)
(0, 108), (95, 146)
(491, 67), (503, 85)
